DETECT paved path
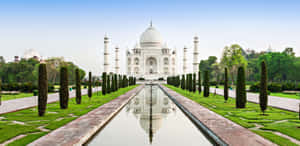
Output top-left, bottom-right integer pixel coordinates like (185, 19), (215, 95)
(162, 85), (276, 146)
(28, 85), (143, 146)
(0, 87), (101, 115)
(210, 88), (300, 112)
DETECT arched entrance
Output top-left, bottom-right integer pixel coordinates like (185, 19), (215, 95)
(146, 57), (157, 75)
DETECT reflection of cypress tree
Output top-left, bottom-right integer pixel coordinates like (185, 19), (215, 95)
(259, 61), (268, 114)
(224, 68), (228, 102)
(59, 67), (69, 109)
(75, 69), (81, 104)
(198, 71), (201, 94)
(203, 71), (210, 97)
(88, 72), (92, 98)
(102, 72), (106, 95)
(38, 64), (48, 116)
(236, 66), (246, 108)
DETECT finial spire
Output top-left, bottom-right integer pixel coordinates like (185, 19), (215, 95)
(150, 20), (153, 27)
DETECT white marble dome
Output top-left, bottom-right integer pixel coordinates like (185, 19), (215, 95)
(140, 24), (163, 48)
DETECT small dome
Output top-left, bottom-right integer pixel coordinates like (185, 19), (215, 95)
(140, 23), (163, 48)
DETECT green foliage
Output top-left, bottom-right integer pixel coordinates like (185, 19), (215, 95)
(259, 61), (268, 114)
(38, 64), (48, 116)
(102, 72), (107, 95)
(75, 69), (81, 104)
(203, 71), (210, 97)
(88, 72), (92, 98)
(59, 67), (69, 109)
(224, 68), (229, 102)
(220, 44), (247, 84)
(236, 66), (246, 108)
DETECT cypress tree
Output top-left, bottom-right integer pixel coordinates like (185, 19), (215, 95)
(88, 72), (92, 98)
(59, 67), (69, 109)
(259, 61), (268, 114)
(181, 75), (185, 89)
(119, 75), (122, 88)
(111, 75), (115, 92)
(189, 74), (193, 92)
(224, 68), (229, 102)
(193, 73), (196, 92)
(75, 69), (81, 104)
(115, 74), (118, 90)
(107, 74), (111, 93)
(38, 64), (48, 116)
(204, 71), (210, 97)
(198, 71), (202, 94)
(134, 77), (136, 85)
(185, 74), (188, 91)
(236, 66), (246, 108)
(102, 72), (107, 95)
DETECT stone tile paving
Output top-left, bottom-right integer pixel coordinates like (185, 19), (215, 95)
(28, 85), (143, 146)
(210, 88), (300, 112)
(0, 87), (101, 115)
(161, 85), (276, 146)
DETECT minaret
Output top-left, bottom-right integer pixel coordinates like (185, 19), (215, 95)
(115, 46), (120, 74)
(183, 46), (187, 74)
(193, 36), (199, 73)
(104, 35), (110, 73)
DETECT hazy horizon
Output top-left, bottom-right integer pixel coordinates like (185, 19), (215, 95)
(1, 0), (299, 75)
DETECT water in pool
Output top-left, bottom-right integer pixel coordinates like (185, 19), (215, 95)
(87, 85), (212, 146)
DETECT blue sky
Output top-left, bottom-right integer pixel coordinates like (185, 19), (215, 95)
(0, 0), (299, 74)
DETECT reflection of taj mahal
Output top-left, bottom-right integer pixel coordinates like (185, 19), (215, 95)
(126, 86), (176, 140)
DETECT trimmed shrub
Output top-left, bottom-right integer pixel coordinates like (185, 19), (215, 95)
(102, 72), (107, 95)
(259, 61), (268, 114)
(138, 77), (145, 81)
(236, 66), (246, 108)
(158, 77), (164, 81)
(268, 83), (282, 92)
(250, 82), (260, 92)
(59, 67), (69, 109)
(38, 64), (48, 116)
(198, 71), (201, 94)
(75, 69), (82, 104)
(224, 68), (229, 102)
(33, 89), (38, 96)
(203, 71), (210, 97)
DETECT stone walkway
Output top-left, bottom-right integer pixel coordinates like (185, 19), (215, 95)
(162, 85), (276, 146)
(0, 87), (101, 115)
(28, 85), (143, 146)
(210, 88), (300, 112)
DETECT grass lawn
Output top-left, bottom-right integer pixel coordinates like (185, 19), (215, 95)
(1, 93), (34, 101)
(165, 85), (300, 146)
(0, 85), (138, 145)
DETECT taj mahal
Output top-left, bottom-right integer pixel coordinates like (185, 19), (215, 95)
(103, 22), (200, 80)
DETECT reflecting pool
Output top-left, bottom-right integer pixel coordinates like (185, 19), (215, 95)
(87, 85), (212, 146)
